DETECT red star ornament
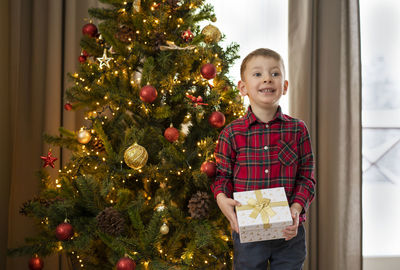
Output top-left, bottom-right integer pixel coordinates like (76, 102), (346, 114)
(40, 150), (58, 168)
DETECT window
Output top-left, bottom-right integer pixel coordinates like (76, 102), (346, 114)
(204, 0), (289, 111)
(361, 0), (400, 268)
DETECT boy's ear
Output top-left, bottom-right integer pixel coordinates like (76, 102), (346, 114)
(283, 80), (289, 95)
(238, 80), (247, 96)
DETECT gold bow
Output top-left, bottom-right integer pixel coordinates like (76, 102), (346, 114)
(236, 190), (288, 229)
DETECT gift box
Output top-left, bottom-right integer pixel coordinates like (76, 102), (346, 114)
(233, 187), (292, 243)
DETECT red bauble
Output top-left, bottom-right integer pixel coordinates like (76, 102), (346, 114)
(78, 55), (87, 63)
(116, 257), (136, 270)
(164, 127), (179, 142)
(28, 256), (44, 270)
(201, 161), (216, 178)
(82, 50), (89, 57)
(208, 111), (225, 128)
(82, 23), (98, 37)
(55, 222), (74, 241)
(64, 103), (72, 111)
(200, 63), (217, 80)
(139, 85), (158, 103)
(181, 29), (194, 42)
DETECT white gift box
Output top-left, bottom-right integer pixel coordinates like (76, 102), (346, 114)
(233, 187), (292, 243)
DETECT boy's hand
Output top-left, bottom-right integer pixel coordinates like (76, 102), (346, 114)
(283, 202), (302, 241)
(216, 193), (241, 233)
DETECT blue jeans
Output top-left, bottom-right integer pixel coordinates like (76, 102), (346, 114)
(233, 225), (306, 270)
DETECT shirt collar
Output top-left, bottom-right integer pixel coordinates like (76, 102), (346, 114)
(244, 106), (287, 128)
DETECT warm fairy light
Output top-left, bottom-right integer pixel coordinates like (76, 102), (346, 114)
(104, 96), (108, 100)
(123, 1), (127, 4)
(110, 200), (114, 203)
(143, 19), (147, 22)
(205, 260), (208, 264)
(136, 30), (140, 34)
(96, 102), (100, 105)
(114, 71), (118, 75)
(154, 19), (159, 24)
(102, 157), (106, 161)
(182, 149), (185, 152)
(198, 153), (202, 157)
(177, 171), (181, 175)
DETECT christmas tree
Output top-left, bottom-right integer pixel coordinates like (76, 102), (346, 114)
(9, 0), (244, 269)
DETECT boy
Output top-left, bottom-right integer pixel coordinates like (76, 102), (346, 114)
(211, 48), (315, 270)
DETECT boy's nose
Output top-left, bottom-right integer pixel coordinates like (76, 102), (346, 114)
(263, 77), (272, 83)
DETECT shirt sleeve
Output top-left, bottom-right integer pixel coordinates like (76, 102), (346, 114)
(210, 127), (235, 199)
(292, 121), (316, 212)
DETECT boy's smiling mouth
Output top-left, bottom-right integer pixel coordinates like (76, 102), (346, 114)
(259, 88), (275, 93)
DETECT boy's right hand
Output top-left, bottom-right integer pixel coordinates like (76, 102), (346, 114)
(216, 193), (241, 233)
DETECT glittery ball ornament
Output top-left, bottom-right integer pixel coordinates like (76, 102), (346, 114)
(64, 103), (72, 111)
(124, 144), (148, 169)
(208, 111), (225, 128)
(139, 85), (158, 103)
(181, 29), (194, 42)
(77, 130), (92, 144)
(200, 63), (217, 80)
(200, 161), (216, 178)
(201, 24), (222, 43)
(116, 257), (136, 270)
(160, 223), (169, 235)
(82, 23), (98, 38)
(164, 126), (179, 142)
(28, 256), (44, 270)
(55, 221), (74, 241)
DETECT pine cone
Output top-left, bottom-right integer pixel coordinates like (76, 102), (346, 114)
(188, 191), (210, 219)
(19, 199), (33, 216)
(167, 0), (180, 8)
(153, 32), (166, 50)
(91, 138), (105, 152)
(96, 207), (126, 236)
(115, 25), (135, 43)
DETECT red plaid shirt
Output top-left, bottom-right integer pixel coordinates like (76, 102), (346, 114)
(211, 106), (315, 222)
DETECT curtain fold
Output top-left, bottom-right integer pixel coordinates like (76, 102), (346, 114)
(3, 1), (100, 269)
(288, 1), (362, 270)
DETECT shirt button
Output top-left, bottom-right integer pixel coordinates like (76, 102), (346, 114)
(264, 146), (269, 150)
(265, 124), (269, 128)
(265, 169), (269, 174)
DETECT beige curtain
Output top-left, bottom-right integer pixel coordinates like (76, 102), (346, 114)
(1, 1), (100, 269)
(288, 0), (362, 270)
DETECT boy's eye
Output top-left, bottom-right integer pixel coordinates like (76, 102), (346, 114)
(272, 72), (280, 77)
(253, 72), (262, 77)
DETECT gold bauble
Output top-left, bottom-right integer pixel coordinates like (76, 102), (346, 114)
(124, 143), (148, 169)
(160, 223), (169, 235)
(201, 24), (222, 43)
(77, 130), (91, 144)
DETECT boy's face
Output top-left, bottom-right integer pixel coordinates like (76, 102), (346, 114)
(238, 56), (288, 111)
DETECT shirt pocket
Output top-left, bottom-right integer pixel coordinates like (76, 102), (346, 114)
(277, 140), (298, 166)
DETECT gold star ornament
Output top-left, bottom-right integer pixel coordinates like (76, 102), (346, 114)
(97, 49), (112, 69)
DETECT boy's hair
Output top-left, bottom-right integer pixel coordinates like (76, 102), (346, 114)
(240, 48), (286, 80)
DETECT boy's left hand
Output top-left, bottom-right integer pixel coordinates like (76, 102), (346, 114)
(282, 203), (302, 241)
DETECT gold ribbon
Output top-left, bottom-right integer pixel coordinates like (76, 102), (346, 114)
(159, 41), (196, 51)
(236, 190), (288, 229)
